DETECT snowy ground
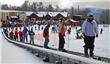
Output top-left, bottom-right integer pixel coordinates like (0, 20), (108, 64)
(0, 29), (52, 64)
(28, 24), (110, 58)
(2, 24), (110, 59)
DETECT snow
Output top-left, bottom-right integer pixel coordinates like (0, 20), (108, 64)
(36, 12), (68, 17)
(0, 29), (51, 64)
(25, 12), (34, 16)
(2, 31), (107, 64)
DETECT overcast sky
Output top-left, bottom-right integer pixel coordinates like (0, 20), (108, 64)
(0, 0), (109, 9)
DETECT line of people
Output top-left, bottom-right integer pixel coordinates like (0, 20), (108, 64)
(43, 13), (99, 58)
(3, 13), (99, 58)
(3, 26), (35, 45)
(43, 17), (67, 52)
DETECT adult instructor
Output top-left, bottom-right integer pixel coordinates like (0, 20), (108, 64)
(82, 14), (98, 57)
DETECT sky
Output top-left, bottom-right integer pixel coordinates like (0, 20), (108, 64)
(0, 0), (25, 6)
(0, 0), (109, 9)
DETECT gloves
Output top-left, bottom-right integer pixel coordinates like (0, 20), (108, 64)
(96, 34), (98, 37)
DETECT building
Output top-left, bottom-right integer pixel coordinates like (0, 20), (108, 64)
(0, 10), (33, 21)
(27, 12), (68, 21)
(65, 19), (80, 26)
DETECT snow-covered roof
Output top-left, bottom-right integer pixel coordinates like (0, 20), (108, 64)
(10, 16), (18, 18)
(36, 12), (47, 17)
(70, 19), (79, 22)
(25, 12), (34, 16)
(36, 14), (43, 17)
(66, 19), (79, 22)
(24, 11), (68, 17)
(36, 12), (68, 17)
(48, 12), (59, 17)
(60, 12), (68, 17)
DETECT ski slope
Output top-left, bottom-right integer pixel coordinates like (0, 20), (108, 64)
(30, 24), (110, 58)
(2, 30), (108, 64)
(0, 29), (52, 64)
(3, 24), (110, 59)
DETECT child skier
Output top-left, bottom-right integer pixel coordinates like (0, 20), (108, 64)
(43, 24), (50, 48)
(29, 28), (35, 45)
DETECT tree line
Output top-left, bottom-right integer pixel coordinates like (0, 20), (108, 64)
(1, 1), (110, 24)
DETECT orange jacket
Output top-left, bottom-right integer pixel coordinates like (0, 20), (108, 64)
(59, 21), (65, 36)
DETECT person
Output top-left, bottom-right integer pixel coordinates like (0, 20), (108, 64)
(52, 26), (55, 33)
(38, 22), (41, 30)
(67, 27), (71, 34)
(35, 26), (37, 30)
(43, 24), (50, 48)
(41, 26), (43, 30)
(100, 28), (103, 34)
(29, 28), (35, 45)
(23, 26), (29, 43)
(3, 28), (8, 37)
(15, 27), (18, 41)
(54, 24), (58, 33)
(9, 29), (14, 39)
(19, 27), (23, 42)
(82, 14), (98, 57)
(58, 17), (66, 52)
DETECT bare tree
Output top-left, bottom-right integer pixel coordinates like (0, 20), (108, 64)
(78, 8), (91, 16)
(55, 5), (60, 11)
(31, 2), (37, 12)
(46, 4), (54, 12)
(99, 9), (110, 24)
(1, 4), (9, 10)
(37, 2), (44, 11)
(21, 1), (29, 11)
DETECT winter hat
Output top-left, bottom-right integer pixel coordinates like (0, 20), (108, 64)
(87, 13), (93, 18)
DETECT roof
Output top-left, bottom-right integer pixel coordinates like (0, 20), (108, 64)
(67, 19), (79, 22)
(25, 12), (34, 16)
(36, 12), (68, 17)
(30, 13), (38, 18)
(10, 16), (18, 18)
(60, 12), (68, 17)
(24, 11), (68, 18)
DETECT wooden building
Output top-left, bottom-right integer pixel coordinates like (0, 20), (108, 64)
(65, 19), (80, 26)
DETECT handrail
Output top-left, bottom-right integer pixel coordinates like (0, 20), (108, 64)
(2, 32), (108, 64)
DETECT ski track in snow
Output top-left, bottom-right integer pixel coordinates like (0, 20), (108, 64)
(0, 29), (52, 64)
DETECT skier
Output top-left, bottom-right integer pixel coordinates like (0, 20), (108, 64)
(100, 28), (103, 34)
(19, 27), (23, 42)
(58, 17), (66, 52)
(9, 29), (14, 39)
(43, 24), (50, 48)
(41, 26), (43, 30)
(23, 26), (29, 43)
(67, 27), (71, 34)
(82, 14), (98, 57)
(52, 26), (55, 33)
(15, 27), (18, 41)
(3, 28), (8, 37)
(38, 22), (41, 30)
(29, 27), (35, 45)
(35, 26), (37, 30)
(54, 24), (58, 33)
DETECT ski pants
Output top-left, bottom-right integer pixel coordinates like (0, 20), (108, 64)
(83, 35), (95, 56)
